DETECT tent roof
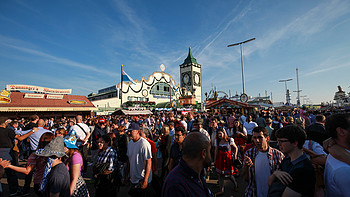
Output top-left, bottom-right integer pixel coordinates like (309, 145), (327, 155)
(206, 98), (258, 108)
(112, 109), (153, 115)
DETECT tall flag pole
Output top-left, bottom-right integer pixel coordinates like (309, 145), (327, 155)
(121, 64), (123, 109)
(120, 65), (136, 109)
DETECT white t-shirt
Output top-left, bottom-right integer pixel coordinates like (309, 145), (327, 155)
(254, 151), (271, 197)
(127, 137), (153, 184)
(325, 150), (350, 196)
(180, 120), (187, 131)
(69, 123), (90, 146)
(243, 121), (258, 135)
(122, 122), (130, 129)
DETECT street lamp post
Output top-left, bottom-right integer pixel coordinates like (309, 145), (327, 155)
(293, 89), (302, 106)
(279, 78), (293, 105)
(228, 38), (255, 102)
(295, 67), (301, 107)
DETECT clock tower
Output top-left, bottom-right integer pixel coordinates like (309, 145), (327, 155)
(180, 47), (202, 104)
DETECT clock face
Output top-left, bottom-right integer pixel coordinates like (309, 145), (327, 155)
(240, 93), (248, 103)
(194, 73), (200, 85)
(183, 73), (190, 85)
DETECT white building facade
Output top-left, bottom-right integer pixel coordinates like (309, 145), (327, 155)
(88, 48), (202, 113)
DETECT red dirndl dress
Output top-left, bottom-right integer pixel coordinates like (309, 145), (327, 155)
(215, 145), (238, 175)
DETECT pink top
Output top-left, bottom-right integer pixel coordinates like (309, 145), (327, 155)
(27, 152), (46, 184)
(66, 151), (83, 176)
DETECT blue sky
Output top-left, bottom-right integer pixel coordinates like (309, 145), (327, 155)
(1, 0), (350, 104)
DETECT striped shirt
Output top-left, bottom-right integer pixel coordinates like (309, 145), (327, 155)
(96, 146), (117, 171)
(244, 146), (284, 197)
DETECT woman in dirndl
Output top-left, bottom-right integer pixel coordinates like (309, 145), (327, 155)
(214, 128), (238, 196)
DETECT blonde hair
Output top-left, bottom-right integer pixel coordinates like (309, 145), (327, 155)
(162, 125), (170, 135)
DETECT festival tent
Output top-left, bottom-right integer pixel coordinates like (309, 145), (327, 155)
(112, 109), (153, 116)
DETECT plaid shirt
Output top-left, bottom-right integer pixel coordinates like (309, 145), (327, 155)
(244, 146), (284, 197)
(96, 146), (117, 171)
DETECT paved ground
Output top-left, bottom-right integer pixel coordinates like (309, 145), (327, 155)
(1, 159), (248, 197)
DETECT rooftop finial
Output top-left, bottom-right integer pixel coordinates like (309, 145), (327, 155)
(182, 47), (198, 65)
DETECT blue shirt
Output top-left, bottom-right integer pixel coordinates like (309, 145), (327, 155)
(18, 127), (52, 150)
(162, 159), (214, 197)
(187, 119), (194, 132)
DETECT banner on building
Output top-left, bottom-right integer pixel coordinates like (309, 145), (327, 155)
(46, 95), (64, 99)
(6, 84), (72, 95)
(24, 94), (45, 99)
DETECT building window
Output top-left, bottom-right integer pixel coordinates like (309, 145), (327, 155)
(150, 82), (174, 96)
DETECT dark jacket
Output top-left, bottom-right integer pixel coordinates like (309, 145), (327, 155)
(91, 125), (107, 150)
(114, 133), (129, 163)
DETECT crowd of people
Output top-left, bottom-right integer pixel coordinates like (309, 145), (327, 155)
(0, 108), (349, 197)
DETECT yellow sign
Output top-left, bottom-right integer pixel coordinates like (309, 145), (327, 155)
(68, 100), (87, 105)
(0, 90), (11, 104)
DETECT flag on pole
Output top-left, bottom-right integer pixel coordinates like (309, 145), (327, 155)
(122, 70), (136, 85)
(170, 80), (178, 92)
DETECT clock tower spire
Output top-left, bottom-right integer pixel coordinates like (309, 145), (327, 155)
(179, 47), (202, 104)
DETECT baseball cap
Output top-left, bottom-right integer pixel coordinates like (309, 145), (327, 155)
(98, 118), (105, 123)
(64, 138), (78, 149)
(128, 122), (140, 131)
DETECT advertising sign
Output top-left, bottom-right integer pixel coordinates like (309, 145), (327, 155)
(6, 84), (72, 95)
(0, 90), (11, 103)
(68, 100), (86, 105)
(24, 94), (45, 99)
(46, 95), (64, 99)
